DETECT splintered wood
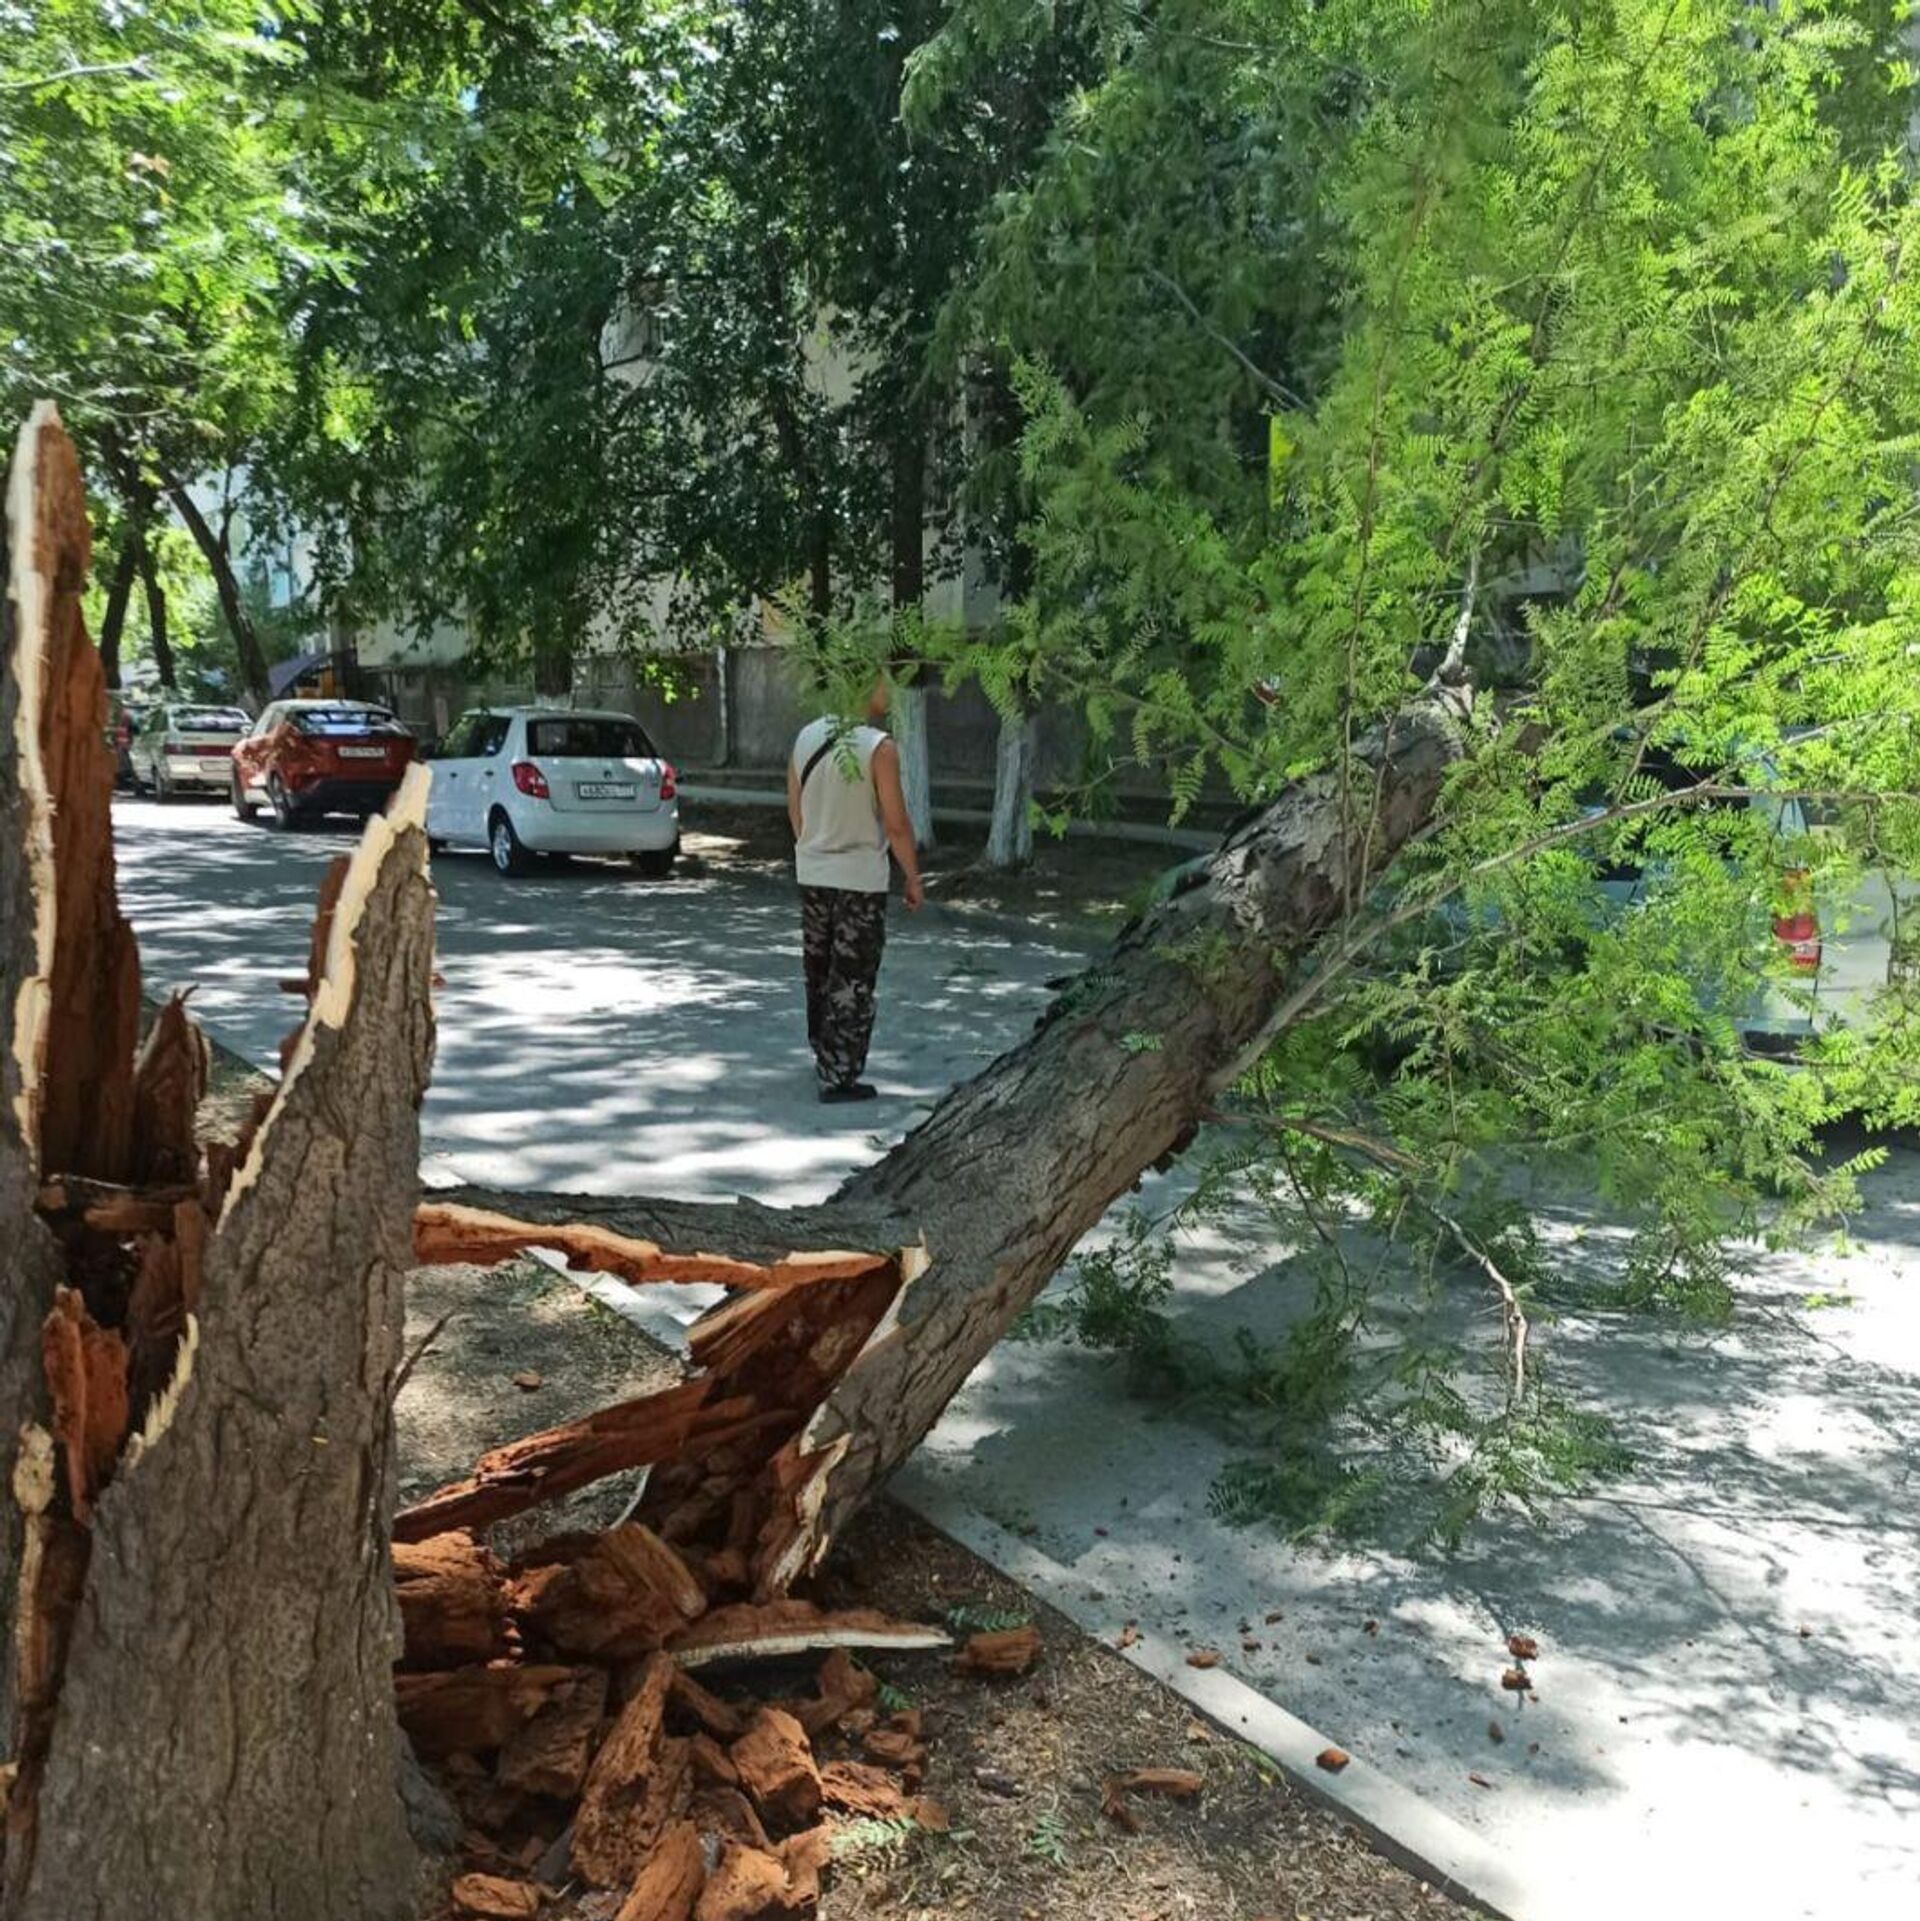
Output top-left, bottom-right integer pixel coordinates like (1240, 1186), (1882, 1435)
(3, 405), (440, 1921)
(396, 1114), (970, 1915)
(398, 1515), (955, 1918)
(395, 1215), (966, 1916)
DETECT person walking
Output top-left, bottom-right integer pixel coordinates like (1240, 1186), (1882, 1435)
(787, 679), (924, 1102)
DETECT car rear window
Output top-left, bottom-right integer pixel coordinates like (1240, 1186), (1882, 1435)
(173, 708), (248, 733)
(292, 707), (404, 736)
(526, 716), (656, 759)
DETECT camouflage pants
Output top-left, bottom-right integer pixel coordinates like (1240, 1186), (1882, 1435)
(801, 885), (889, 1087)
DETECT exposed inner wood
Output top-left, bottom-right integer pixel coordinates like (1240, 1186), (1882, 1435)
(1, 409), (437, 1921)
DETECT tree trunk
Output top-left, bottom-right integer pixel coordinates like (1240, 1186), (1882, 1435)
(94, 534), (137, 692)
(533, 626), (575, 699)
(982, 705), (1038, 869)
(444, 694), (1469, 1577)
(1, 407), (437, 1921)
(888, 426), (934, 849)
(131, 528), (174, 690)
(890, 683), (935, 852)
(163, 480), (269, 705)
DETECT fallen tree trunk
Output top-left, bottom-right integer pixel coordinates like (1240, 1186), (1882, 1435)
(441, 691), (1468, 1580)
(0, 405), (437, 1921)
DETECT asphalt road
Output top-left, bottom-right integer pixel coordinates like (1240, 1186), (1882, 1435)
(113, 794), (1082, 1204)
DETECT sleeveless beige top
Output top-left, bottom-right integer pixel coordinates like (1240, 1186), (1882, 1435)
(792, 717), (890, 893)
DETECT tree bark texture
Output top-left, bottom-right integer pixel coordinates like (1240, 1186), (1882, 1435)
(132, 529), (174, 691)
(0, 408), (79, 1740)
(1, 407), (437, 1921)
(890, 683), (935, 853)
(94, 534), (136, 692)
(888, 424), (935, 849)
(983, 706), (1038, 869)
(162, 480), (270, 705)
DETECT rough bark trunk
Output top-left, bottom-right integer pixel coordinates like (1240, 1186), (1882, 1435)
(1, 407), (437, 1921)
(890, 683), (935, 852)
(0, 407), (84, 1739)
(533, 627), (575, 699)
(94, 533), (136, 692)
(982, 706), (1038, 869)
(888, 426), (934, 850)
(163, 480), (269, 704)
(131, 528), (174, 690)
(444, 695), (1468, 1576)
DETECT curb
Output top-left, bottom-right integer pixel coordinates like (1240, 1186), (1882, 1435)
(892, 1467), (1538, 1921)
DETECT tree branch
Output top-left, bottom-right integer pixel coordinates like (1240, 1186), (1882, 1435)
(1143, 268), (1308, 409)
(0, 60), (151, 95)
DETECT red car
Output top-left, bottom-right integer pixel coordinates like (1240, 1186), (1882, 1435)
(231, 698), (416, 828)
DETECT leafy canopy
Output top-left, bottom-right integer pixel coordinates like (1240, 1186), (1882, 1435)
(931, 0), (1920, 1538)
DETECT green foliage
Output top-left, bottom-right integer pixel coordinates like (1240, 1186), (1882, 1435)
(943, 1602), (1034, 1635)
(920, 0), (1920, 1537)
(829, 1815), (918, 1861)
(1022, 1810), (1070, 1868)
(13, 0), (1918, 1546)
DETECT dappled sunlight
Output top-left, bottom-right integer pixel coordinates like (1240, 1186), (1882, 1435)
(112, 794), (1085, 1210)
(910, 1135), (1920, 1919)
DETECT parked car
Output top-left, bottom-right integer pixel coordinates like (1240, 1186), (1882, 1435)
(424, 707), (680, 877)
(128, 702), (252, 800)
(1595, 781), (1915, 1057)
(231, 698), (416, 828)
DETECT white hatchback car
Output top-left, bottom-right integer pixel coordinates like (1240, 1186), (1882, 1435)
(128, 701), (252, 798)
(424, 707), (681, 877)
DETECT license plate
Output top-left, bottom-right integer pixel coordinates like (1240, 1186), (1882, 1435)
(338, 746), (387, 760)
(198, 759), (229, 775)
(576, 781), (635, 800)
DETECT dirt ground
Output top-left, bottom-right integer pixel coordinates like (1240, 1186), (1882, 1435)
(181, 992), (1467, 1921)
(387, 1253), (1466, 1921)
(812, 1505), (1467, 1921)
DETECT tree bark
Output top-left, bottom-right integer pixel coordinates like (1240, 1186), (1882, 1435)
(888, 425), (934, 849)
(131, 526), (174, 690)
(163, 479), (269, 705)
(1, 407), (437, 1921)
(983, 705), (1038, 869)
(94, 533), (136, 692)
(533, 624), (575, 699)
(890, 682), (935, 852)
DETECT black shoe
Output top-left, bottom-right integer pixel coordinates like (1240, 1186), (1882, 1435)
(819, 1081), (878, 1104)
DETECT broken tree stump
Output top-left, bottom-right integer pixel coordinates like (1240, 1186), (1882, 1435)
(0, 405), (439, 1921)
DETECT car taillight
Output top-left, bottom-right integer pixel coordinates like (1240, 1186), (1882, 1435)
(659, 761), (677, 801)
(164, 737), (183, 754)
(1773, 870), (1821, 974)
(512, 760), (550, 799)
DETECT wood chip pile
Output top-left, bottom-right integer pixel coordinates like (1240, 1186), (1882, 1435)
(397, 1522), (960, 1921)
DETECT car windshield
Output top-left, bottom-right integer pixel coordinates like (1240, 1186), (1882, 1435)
(291, 707), (402, 736)
(526, 716), (655, 759)
(172, 709), (247, 733)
